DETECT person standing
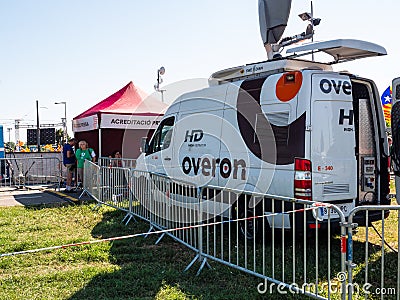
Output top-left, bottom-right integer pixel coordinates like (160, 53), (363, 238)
(62, 138), (77, 193)
(111, 150), (124, 167)
(75, 140), (96, 187)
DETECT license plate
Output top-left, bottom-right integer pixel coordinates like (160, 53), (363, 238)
(322, 202), (354, 219)
(312, 202), (354, 220)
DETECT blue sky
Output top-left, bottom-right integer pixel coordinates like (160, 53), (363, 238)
(1, 0), (399, 142)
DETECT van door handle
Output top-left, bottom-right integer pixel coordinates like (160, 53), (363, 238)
(164, 157), (171, 161)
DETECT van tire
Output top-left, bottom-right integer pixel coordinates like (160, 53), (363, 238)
(232, 196), (262, 241)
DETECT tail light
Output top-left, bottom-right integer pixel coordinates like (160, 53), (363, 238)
(294, 158), (312, 200)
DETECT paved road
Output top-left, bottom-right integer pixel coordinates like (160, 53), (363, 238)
(0, 186), (91, 207)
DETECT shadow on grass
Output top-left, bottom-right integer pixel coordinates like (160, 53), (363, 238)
(22, 194), (96, 211)
(67, 208), (351, 300)
(349, 240), (398, 300)
(69, 209), (266, 300)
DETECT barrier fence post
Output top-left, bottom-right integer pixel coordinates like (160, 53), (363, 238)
(184, 186), (205, 274)
(121, 168), (135, 225)
(80, 160), (100, 202)
(340, 220), (350, 300)
(197, 186), (205, 275)
(79, 161), (88, 199)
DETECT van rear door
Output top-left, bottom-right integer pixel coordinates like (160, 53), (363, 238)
(351, 79), (390, 206)
(310, 74), (357, 216)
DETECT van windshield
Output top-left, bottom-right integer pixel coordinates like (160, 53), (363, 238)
(147, 117), (175, 154)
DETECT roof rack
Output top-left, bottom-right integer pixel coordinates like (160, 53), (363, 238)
(209, 39), (386, 85)
(286, 39), (387, 64)
(209, 58), (332, 85)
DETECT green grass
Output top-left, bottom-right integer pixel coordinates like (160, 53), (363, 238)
(0, 204), (277, 300)
(0, 198), (398, 300)
(349, 198), (399, 300)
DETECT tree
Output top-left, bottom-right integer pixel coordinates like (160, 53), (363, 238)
(56, 128), (65, 146)
(4, 142), (15, 152)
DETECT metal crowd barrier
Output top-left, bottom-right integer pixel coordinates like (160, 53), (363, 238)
(0, 157), (62, 190)
(98, 157), (136, 169)
(99, 166), (131, 212)
(82, 160), (100, 200)
(129, 170), (200, 250)
(82, 163), (201, 249)
(82, 160), (130, 212)
(0, 158), (14, 188)
(192, 186), (347, 300)
(346, 205), (400, 300)
(82, 163), (400, 299)
(83, 163), (347, 299)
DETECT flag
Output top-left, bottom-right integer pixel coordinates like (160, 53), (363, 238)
(381, 86), (392, 123)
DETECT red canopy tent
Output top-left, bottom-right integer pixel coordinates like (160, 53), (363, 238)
(72, 81), (167, 158)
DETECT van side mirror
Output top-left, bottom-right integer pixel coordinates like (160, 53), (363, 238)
(140, 137), (149, 154)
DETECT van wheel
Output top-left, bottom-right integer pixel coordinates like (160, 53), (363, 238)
(232, 196), (261, 240)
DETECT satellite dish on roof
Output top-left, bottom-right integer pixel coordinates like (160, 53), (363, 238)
(258, 0), (292, 59)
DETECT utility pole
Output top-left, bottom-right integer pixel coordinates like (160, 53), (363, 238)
(7, 128), (11, 143)
(14, 119), (21, 150)
(55, 101), (67, 143)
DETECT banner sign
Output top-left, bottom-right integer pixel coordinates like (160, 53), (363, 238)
(72, 115), (99, 133)
(381, 86), (392, 124)
(101, 114), (162, 130)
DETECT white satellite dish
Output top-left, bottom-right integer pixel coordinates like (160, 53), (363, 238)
(258, 0), (292, 59)
(258, 0), (292, 45)
(258, 0), (321, 60)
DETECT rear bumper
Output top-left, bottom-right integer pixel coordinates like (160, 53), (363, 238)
(306, 208), (390, 230)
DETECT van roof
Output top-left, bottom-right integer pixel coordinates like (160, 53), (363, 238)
(209, 39), (386, 85)
(209, 59), (332, 84)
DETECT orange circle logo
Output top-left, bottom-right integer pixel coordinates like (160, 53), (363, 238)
(276, 71), (303, 102)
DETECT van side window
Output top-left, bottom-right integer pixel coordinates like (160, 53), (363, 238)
(147, 117), (175, 155)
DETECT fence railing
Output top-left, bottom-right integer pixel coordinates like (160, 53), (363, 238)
(0, 157), (62, 190)
(130, 170), (201, 250)
(82, 161), (100, 201)
(82, 162), (400, 299)
(98, 157), (136, 169)
(99, 166), (131, 212)
(347, 206), (400, 300)
(195, 186), (348, 300)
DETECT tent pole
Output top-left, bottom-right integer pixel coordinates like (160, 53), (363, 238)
(98, 128), (102, 158)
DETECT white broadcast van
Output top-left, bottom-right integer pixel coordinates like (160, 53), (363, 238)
(136, 39), (391, 230)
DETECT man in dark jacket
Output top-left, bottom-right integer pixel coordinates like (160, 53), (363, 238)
(62, 138), (77, 192)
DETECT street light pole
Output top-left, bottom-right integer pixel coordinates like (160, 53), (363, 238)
(154, 66), (166, 102)
(7, 128), (11, 143)
(36, 100), (40, 152)
(55, 101), (67, 143)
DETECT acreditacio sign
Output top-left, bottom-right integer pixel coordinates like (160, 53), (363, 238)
(101, 114), (162, 130)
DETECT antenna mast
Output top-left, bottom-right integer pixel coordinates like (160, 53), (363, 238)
(258, 0), (321, 60)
